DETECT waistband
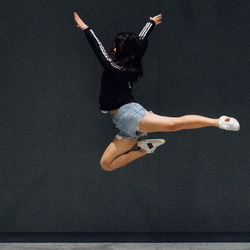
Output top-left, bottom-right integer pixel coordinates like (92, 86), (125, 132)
(110, 108), (119, 118)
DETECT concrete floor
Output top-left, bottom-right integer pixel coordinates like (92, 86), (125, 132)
(0, 243), (250, 250)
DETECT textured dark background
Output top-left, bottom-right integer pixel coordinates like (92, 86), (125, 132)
(0, 0), (250, 234)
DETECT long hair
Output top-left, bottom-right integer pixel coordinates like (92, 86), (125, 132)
(109, 32), (148, 82)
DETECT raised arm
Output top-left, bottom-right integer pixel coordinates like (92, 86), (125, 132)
(74, 12), (124, 72)
(138, 14), (162, 40)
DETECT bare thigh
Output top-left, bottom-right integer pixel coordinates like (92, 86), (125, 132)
(138, 112), (179, 133)
(139, 112), (217, 133)
(100, 137), (138, 165)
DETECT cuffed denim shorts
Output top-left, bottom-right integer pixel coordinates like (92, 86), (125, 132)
(112, 102), (148, 139)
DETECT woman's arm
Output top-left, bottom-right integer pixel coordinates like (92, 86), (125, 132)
(139, 14), (162, 40)
(74, 12), (124, 72)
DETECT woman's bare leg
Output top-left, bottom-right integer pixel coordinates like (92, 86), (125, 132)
(139, 112), (219, 133)
(100, 137), (147, 171)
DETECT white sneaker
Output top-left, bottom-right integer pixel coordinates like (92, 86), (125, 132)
(137, 139), (165, 154)
(219, 116), (240, 131)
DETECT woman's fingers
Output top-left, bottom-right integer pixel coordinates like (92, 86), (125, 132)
(156, 14), (162, 22)
(74, 12), (88, 30)
(74, 12), (82, 24)
(74, 12), (79, 20)
(150, 13), (163, 25)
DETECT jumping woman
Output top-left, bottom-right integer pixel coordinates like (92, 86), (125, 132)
(73, 12), (240, 171)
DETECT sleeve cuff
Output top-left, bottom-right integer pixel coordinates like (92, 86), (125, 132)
(149, 20), (156, 26)
(84, 27), (90, 33)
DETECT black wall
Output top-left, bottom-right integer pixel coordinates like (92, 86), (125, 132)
(1, 0), (250, 235)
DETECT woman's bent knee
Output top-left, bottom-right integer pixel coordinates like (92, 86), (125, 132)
(100, 159), (114, 171)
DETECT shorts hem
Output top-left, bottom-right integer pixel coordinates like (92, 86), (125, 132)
(116, 134), (139, 140)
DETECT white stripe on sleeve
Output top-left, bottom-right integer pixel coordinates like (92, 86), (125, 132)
(139, 22), (153, 39)
(90, 29), (123, 70)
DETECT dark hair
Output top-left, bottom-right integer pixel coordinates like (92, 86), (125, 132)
(109, 32), (148, 82)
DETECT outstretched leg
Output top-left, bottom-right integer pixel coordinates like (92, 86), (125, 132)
(139, 113), (219, 133)
(100, 137), (147, 171)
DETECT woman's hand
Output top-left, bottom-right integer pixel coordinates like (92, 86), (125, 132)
(150, 14), (162, 25)
(74, 12), (89, 30)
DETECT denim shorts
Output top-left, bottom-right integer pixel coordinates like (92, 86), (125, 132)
(112, 102), (148, 139)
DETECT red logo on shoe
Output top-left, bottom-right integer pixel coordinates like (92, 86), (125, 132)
(225, 118), (230, 122)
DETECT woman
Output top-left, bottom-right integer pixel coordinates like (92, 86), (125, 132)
(74, 12), (240, 171)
